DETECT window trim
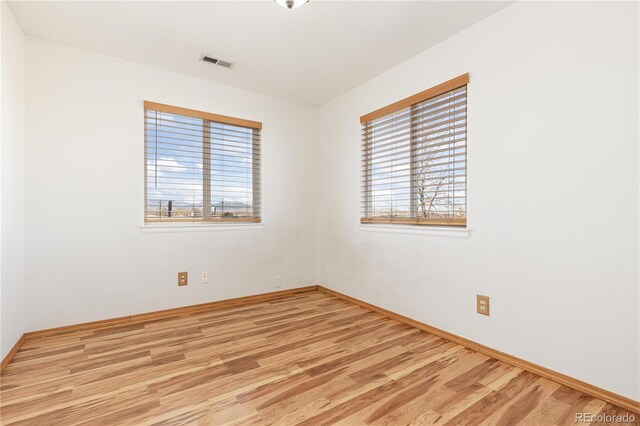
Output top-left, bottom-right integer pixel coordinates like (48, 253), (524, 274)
(143, 101), (262, 225)
(359, 73), (469, 124)
(360, 74), (468, 227)
(144, 101), (262, 130)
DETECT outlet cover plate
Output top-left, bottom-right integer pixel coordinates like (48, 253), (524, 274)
(178, 272), (188, 286)
(477, 294), (490, 316)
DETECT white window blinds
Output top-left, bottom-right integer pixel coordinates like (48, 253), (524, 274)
(144, 101), (261, 223)
(361, 74), (468, 227)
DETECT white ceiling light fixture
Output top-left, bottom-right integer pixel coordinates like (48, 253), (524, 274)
(274, 0), (309, 10)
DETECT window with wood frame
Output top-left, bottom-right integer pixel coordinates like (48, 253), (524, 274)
(144, 101), (261, 223)
(360, 74), (468, 227)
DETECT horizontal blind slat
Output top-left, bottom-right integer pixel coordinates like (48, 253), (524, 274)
(362, 92), (467, 136)
(362, 128), (466, 155)
(363, 140), (466, 164)
(361, 170), (466, 188)
(146, 141), (261, 158)
(363, 147), (465, 170)
(362, 119), (466, 150)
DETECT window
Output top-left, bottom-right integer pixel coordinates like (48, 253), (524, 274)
(144, 101), (261, 223)
(360, 74), (468, 227)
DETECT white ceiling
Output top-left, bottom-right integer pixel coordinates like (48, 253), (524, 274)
(9, 1), (512, 105)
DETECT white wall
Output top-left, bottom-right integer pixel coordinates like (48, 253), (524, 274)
(1, 1), (26, 359)
(317, 1), (639, 400)
(25, 38), (318, 331)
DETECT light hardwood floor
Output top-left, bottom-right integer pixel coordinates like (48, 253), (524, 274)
(0, 291), (637, 425)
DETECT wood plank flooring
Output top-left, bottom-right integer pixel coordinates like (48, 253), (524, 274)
(0, 291), (637, 425)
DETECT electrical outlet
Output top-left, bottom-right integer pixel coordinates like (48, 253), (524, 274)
(273, 276), (281, 289)
(201, 272), (209, 285)
(178, 272), (188, 286)
(477, 295), (490, 316)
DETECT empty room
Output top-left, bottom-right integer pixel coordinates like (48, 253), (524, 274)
(1, 0), (638, 424)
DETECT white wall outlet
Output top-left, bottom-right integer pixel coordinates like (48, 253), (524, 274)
(273, 276), (281, 289)
(201, 272), (209, 285)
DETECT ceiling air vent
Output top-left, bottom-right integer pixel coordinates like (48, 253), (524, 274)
(200, 54), (234, 69)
